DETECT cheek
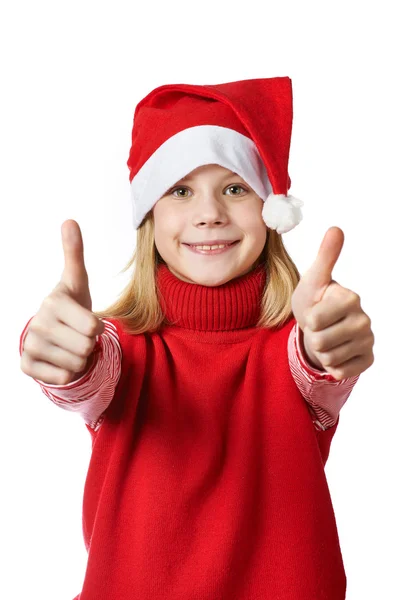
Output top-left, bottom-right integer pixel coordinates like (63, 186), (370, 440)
(234, 198), (263, 227)
(243, 218), (267, 254)
(154, 208), (184, 248)
(239, 212), (266, 238)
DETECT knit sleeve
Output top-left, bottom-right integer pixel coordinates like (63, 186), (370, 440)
(19, 317), (121, 432)
(287, 321), (359, 431)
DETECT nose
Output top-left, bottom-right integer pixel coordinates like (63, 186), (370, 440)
(192, 194), (228, 227)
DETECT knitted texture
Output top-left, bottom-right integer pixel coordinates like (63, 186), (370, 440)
(75, 264), (345, 599)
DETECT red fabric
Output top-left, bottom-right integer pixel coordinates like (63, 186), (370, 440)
(71, 264), (347, 600)
(19, 302), (359, 435)
(127, 76), (293, 194)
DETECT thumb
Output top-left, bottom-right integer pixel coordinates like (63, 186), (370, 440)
(302, 226), (344, 295)
(60, 220), (92, 310)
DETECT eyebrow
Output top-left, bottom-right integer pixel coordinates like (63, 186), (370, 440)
(179, 170), (239, 183)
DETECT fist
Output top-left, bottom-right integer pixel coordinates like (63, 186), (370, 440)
(291, 227), (375, 380)
(20, 220), (105, 385)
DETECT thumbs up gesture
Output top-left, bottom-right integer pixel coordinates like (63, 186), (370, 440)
(291, 227), (375, 380)
(20, 220), (105, 386)
(58, 219), (94, 312)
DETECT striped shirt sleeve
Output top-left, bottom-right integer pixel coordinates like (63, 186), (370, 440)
(287, 320), (360, 431)
(19, 317), (122, 432)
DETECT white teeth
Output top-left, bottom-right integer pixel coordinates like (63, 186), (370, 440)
(194, 244), (227, 250)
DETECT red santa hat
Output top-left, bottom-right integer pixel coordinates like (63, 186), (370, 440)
(127, 76), (304, 235)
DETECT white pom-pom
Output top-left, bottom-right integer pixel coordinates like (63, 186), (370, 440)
(262, 193), (304, 234)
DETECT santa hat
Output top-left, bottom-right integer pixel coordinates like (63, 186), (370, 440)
(127, 76), (304, 235)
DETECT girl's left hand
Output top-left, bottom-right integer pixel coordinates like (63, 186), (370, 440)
(291, 226), (375, 380)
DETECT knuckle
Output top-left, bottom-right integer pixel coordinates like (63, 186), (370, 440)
(41, 293), (61, 317)
(29, 319), (47, 339)
(81, 338), (94, 356)
(364, 332), (374, 350)
(85, 318), (99, 337)
(349, 291), (361, 307)
(333, 369), (345, 380)
(368, 351), (375, 367)
(363, 314), (372, 330)
(23, 334), (37, 355)
(308, 318), (318, 331)
(357, 314), (371, 335)
(73, 357), (87, 372)
(330, 363), (347, 379)
(58, 370), (73, 385)
(310, 332), (325, 352)
(305, 312), (318, 331)
(83, 317), (98, 338)
(20, 354), (32, 376)
(42, 293), (56, 310)
(319, 351), (334, 367)
(27, 315), (38, 331)
(26, 319), (38, 338)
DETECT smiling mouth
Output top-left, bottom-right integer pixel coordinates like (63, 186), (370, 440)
(183, 240), (239, 248)
(183, 240), (240, 255)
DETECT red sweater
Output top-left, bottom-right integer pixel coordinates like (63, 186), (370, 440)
(20, 263), (359, 599)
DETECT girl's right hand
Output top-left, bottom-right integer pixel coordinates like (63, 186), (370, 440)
(20, 220), (105, 385)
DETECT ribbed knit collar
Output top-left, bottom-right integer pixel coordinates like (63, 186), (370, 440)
(156, 262), (267, 332)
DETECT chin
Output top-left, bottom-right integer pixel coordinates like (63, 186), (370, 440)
(180, 265), (250, 287)
(193, 275), (231, 287)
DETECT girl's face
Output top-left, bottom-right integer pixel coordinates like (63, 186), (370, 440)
(152, 163), (267, 286)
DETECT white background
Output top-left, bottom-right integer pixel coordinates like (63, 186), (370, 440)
(1, 1), (399, 598)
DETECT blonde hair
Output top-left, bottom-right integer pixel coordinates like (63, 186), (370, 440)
(93, 211), (301, 335)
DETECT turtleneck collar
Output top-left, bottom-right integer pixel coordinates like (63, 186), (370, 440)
(156, 262), (267, 332)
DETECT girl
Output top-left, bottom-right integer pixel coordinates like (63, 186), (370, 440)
(19, 77), (374, 599)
